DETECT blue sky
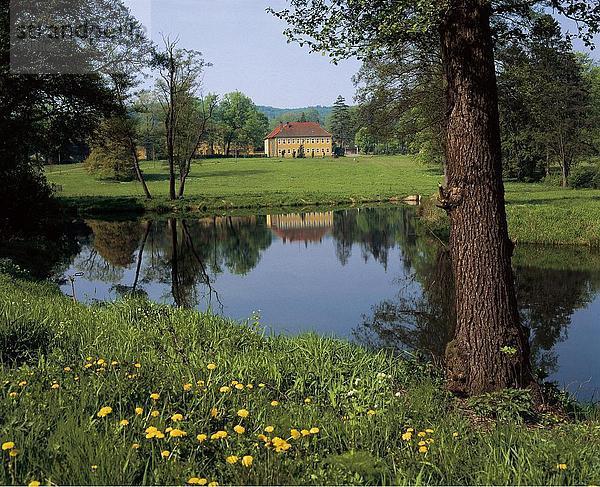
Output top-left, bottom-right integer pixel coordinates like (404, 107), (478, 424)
(127, 1), (598, 109)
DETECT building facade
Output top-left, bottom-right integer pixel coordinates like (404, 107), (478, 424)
(264, 122), (333, 158)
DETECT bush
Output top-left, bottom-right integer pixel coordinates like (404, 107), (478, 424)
(85, 146), (136, 181)
(569, 165), (600, 189)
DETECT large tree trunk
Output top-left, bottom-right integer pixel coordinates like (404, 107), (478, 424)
(439, 0), (535, 396)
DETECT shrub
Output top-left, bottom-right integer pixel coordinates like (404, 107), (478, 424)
(569, 165), (600, 189)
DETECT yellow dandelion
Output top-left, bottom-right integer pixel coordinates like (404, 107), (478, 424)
(367, 409), (376, 416)
(151, 410), (160, 418)
(183, 383), (193, 391)
(226, 455), (239, 464)
(96, 359), (105, 366)
(132, 443), (140, 449)
(417, 431), (426, 437)
(86, 356), (93, 361)
(161, 450), (170, 459)
(2, 442), (15, 451)
(207, 363), (217, 370)
(301, 429), (310, 436)
(18, 381), (27, 387)
(97, 406), (113, 418)
(135, 407), (143, 415)
(407, 428), (414, 432)
(111, 360), (118, 366)
(150, 392), (160, 400)
(210, 407), (218, 418)
(171, 413), (184, 422)
(402, 432), (412, 441)
(196, 433), (208, 443)
(425, 428), (434, 433)
(304, 398), (311, 404)
(290, 429), (301, 440)
(234, 425), (245, 434)
(197, 380), (205, 387)
(257, 434), (268, 442)
(208, 482), (218, 487)
(211, 430), (228, 440)
(165, 427), (173, 433)
(258, 383), (265, 388)
(170, 428), (187, 438)
(557, 463), (567, 470)
(237, 409), (249, 418)
(419, 446), (428, 453)
(134, 363), (141, 368)
(84, 363), (93, 369)
(265, 426), (274, 433)
(51, 383), (60, 390)
(9, 449), (19, 457)
(246, 384), (253, 389)
(219, 386), (231, 393)
(418, 440), (427, 446)
(64, 367), (72, 372)
(309, 427), (320, 434)
(452, 432), (459, 438)
(241, 455), (253, 467)
(91, 465), (98, 472)
(188, 478), (208, 485)
(231, 380), (239, 385)
(270, 400), (279, 407)
(9, 392), (18, 398)
(28, 481), (40, 487)
(235, 383), (244, 390)
(119, 419), (129, 426)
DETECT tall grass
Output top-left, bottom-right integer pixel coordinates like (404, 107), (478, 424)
(1, 274), (599, 485)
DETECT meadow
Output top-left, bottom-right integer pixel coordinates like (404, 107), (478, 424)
(1, 271), (599, 486)
(45, 156), (600, 246)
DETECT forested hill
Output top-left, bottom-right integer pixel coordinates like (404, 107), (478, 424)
(257, 105), (333, 122)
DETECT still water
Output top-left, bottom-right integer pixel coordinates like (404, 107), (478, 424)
(32, 206), (600, 401)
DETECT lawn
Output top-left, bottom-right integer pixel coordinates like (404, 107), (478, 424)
(45, 156), (600, 245)
(1, 272), (599, 486)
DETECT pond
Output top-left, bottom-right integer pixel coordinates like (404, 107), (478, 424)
(4, 206), (600, 401)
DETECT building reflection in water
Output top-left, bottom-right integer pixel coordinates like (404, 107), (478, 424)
(266, 212), (334, 245)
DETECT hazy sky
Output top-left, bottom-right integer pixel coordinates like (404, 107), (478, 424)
(127, 1), (598, 109)
(131, 0), (360, 108)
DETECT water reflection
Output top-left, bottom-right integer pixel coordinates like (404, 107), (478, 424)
(2, 206), (598, 400)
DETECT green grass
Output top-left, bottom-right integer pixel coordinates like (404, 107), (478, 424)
(1, 273), (599, 485)
(45, 156), (600, 245)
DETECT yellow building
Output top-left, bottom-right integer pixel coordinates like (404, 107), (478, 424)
(264, 122), (333, 158)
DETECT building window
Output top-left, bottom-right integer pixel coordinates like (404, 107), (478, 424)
(321, 138), (324, 143)
(311, 139), (315, 144)
(287, 149), (291, 153)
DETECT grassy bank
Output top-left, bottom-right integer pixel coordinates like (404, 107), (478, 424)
(1, 272), (599, 485)
(45, 157), (600, 246)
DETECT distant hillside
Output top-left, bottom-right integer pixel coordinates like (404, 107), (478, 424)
(257, 105), (334, 122)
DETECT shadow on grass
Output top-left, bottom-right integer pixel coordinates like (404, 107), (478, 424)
(56, 196), (147, 217)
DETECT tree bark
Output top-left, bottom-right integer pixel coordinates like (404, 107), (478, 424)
(439, 0), (535, 396)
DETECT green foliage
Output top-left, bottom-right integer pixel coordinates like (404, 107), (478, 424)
(84, 118), (136, 182)
(467, 389), (534, 422)
(0, 316), (55, 366)
(569, 164), (600, 189)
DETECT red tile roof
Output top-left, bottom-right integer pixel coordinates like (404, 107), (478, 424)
(265, 122), (332, 139)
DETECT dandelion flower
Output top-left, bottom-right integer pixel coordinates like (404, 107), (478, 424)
(28, 481), (40, 487)
(64, 367), (72, 372)
(208, 482), (218, 487)
(265, 426), (274, 433)
(290, 429), (301, 440)
(171, 413), (184, 422)
(210, 407), (218, 418)
(257, 434), (268, 442)
(170, 428), (187, 438)
(367, 409), (376, 416)
(246, 384), (253, 389)
(207, 363), (217, 370)
(119, 419), (129, 426)
(235, 383), (244, 390)
(197, 434), (208, 443)
(9, 392), (18, 398)
(51, 384), (60, 390)
(9, 449), (18, 457)
(237, 409), (249, 418)
(425, 428), (434, 433)
(241, 455), (253, 467)
(258, 383), (265, 388)
(188, 478), (208, 485)
(91, 465), (98, 472)
(135, 407), (143, 415)
(557, 463), (567, 470)
(419, 446), (428, 453)
(18, 381), (27, 387)
(97, 406), (113, 418)
(301, 429), (310, 436)
(402, 432), (412, 441)
(219, 386), (231, 393)
(309, 427), (320, 434)
(111, 361), (118, 366)
(134, 363), (141, 369)
(161, 450), (170, 459)
(234, 425), (245, 434)
(197, 380), (205, 387)
(150, 393), (160, 400)
(417, 431), (426, 437)
(304, 398), (311, 404)
(166, 427), (173, 433)
(132, 443), (140, 449)
(183, 383), (193, 391)
(226, 455), (239, 464)
(270, 400), (279, 407)
(2, 442), (15, 451)
(96, 359), (105, 366)
(151, 410), (160, 418)
(418, 440), (427, 446)
(452, 432), (459, 438)
(211, 431), (228, 440)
